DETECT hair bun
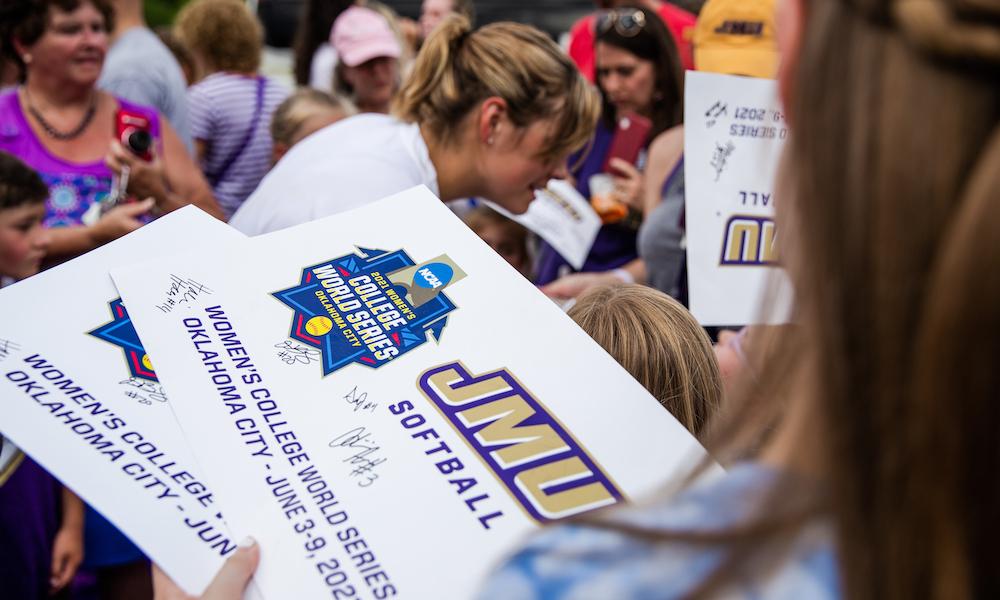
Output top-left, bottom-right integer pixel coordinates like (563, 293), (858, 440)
(433, 13), (472, 48)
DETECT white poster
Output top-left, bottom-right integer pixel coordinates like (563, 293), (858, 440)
(0, 207), (262, 598)
(113, 186), (713, 600)
(488, 179), (601, 270)
(684, 71), (794, 325)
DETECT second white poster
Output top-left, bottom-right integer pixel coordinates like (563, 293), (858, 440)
(113, 186), (712, 599)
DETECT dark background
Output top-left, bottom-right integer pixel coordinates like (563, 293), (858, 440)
(246, 0), (707, 48)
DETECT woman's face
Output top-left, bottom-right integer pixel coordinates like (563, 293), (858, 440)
(479, 117), (568, 214)
(22, 2), (107, 87)
(342, 56), (399, 114)
(420, 0), (454, 39)
(595, 41), (657, 117)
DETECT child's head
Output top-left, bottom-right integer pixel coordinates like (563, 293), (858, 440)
(174, 0), (263, 79)
(568, 284), (722, 437)
(0, 151), (50, 280)
(270, 88), (354, 164)
(463, 206), (530, 276)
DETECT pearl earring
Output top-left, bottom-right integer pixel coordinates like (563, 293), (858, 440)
(487, 136), (495, 145)
(22, 53), (32, 64)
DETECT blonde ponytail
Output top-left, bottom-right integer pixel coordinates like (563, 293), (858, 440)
(394, 15), (600, 161)
(394, 15), (468, 130)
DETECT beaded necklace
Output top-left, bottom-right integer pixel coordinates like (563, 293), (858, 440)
(22, 87), (98, 141)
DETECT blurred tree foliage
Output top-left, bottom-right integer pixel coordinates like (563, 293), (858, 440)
(145, 0), (187, 27)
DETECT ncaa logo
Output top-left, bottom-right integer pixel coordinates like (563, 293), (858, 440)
(415, 263), (454, 290)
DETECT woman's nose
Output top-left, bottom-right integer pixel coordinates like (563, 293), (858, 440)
(33, 226), (52, 252)
(82, 26), (105, 47)
(549, 161), (570, 181)
(603, 73), (623, 96)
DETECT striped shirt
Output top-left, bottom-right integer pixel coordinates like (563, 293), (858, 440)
(188, 72), (289, 219)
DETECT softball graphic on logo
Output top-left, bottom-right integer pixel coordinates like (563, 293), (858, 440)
(305, 316), (334, 336)
(274, 247), (465, 375)
(89, 298), (159, 382)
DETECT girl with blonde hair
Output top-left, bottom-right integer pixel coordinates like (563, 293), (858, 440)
(269, 88), (354, 164)
(174, 0), (290, 219)
(569, 284), (722, 437)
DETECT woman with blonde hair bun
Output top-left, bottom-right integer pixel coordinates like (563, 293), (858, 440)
(230, 15), (600, 236)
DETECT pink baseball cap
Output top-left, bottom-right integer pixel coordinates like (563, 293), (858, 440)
(331, 6), (402, 68)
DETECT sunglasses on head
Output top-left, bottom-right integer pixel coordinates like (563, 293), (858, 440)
(596, 9), (647, 38)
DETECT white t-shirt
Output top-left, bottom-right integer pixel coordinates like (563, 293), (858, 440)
(230, 114), (439, 236)
(308, 43), (337, 93)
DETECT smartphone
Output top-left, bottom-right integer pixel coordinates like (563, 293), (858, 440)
(115, 108), (153, 161)
(602, 112), (652, 174)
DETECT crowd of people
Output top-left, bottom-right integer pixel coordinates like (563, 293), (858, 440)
(0, 0), (998, 597)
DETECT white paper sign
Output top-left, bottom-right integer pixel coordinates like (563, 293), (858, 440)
(489, 179), (601, 270)
(113, 186), (712, 600)
(684, 71), (794, 325)
(0, 207), (262, 598)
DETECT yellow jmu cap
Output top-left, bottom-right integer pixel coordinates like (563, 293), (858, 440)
(693, 0), (779, 78)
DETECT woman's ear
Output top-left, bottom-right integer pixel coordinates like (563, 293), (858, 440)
(11, 37), (30, 63)
(776, 0), (804, 123)
(477, 97), (508, 146)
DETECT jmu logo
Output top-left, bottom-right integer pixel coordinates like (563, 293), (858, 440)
(720, 215), (777, 266)
(88, 298), (158, 382)
(273, 248), (465, 376)
(419, 361), (623, 522)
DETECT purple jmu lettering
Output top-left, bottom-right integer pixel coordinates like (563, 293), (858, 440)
(418, 361), (623, 522)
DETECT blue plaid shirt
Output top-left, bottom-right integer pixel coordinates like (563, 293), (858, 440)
(479, 463), (839, 600)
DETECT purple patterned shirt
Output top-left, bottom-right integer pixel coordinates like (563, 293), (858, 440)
(0, 89), (160, 228)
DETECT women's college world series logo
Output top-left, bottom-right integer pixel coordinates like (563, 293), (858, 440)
(273, 247), (466, 375)
(88, 298), (158, 382)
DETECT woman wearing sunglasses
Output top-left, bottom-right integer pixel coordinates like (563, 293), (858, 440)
(537, 7), (683, 300)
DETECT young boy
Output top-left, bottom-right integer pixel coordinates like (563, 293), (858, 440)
(0, 150), (84, 599)
(0, 151), (51, 283)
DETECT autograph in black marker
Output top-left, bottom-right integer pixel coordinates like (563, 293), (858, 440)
(274, 340), (321, 365)
(328, 427), (386, 488)
(156, 275), (212, 313)
(0, 339), (21, 362)
(343, 386), (378, 414)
